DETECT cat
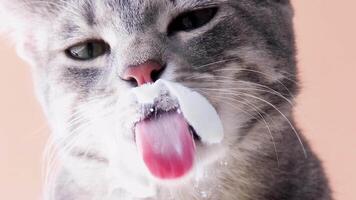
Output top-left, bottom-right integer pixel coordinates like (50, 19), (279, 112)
(0, 0), (332, 199)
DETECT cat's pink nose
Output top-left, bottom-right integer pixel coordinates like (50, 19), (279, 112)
(122, 60), (164, 86)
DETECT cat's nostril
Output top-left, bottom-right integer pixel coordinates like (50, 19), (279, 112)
(151, 65), (165, 82)
(127, 77), (139, 87)
(122, 60), (164, 86)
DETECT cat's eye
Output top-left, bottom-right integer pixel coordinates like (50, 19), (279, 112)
(167, 7), (219, 36)
(65, 40), (109, 61)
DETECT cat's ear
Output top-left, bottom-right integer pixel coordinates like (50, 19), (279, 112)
(273, 0), (290, 4)
(262, 0), (290, 4)
(0, 0), (52, 65)
(267, 0), (293, 17)
(1, 0), (36, 35)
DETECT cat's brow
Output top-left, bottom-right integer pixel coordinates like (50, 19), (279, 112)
(176, 0), (228, 9)
(82, 0), (96, 26)
(60, 23), (83, 41)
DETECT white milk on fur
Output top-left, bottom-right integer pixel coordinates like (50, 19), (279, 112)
(131, 79), (224, 144)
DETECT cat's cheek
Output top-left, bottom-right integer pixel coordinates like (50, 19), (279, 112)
(16, 33), (38, 66)
(47, 93), (77, 137)
(58, 159), (110, 198)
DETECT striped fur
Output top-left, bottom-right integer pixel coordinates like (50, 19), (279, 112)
(0, 0), (332, 199)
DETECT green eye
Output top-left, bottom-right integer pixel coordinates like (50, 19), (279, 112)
(167, 7), (218, 36)
(66, 40), (109, 61)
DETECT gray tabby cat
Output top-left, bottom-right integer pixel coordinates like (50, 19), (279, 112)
(0, 0), (332, 199)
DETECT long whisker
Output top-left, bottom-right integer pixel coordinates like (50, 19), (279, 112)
(42, 95), (114, 199)
(193, 57), (241, 69)
(209, 67), (298, 85)
(206, 68), (297, 99)
(191, 56), (297, 85)
(192, 83), (294, 107)
(237, 92), (307, 158)
(203, 92), (280, 166)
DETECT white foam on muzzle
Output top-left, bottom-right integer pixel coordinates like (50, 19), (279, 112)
(131, 79), (224, 144)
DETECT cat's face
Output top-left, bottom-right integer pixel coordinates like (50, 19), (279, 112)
(1, 0), (296, 198)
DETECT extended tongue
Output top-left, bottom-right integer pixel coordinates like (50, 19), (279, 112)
(135, 112), (195, 179)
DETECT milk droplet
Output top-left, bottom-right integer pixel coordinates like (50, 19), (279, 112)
(219, 160), (228, 167)
(200, 190), (209, 199)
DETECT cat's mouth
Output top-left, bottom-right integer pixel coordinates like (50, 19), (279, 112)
(135, 106), (201, 142)
(130, 80), (224, 181)
(134, 106), (199, 180)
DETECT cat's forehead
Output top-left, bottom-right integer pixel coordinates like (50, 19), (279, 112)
(62, 0), (225, 25)
(53, 0), (227, 41)
(100, 0), (221, 10)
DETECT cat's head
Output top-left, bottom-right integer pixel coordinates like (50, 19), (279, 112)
(1, 0), (297, 198)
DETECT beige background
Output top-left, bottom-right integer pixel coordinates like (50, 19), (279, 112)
(0, 1), (355, 199)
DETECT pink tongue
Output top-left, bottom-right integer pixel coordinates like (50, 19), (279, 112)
(135, 112), (195, 179)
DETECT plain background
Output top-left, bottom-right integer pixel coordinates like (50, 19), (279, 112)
(0, 0), (355, 199)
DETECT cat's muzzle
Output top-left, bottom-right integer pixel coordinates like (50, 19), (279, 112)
(129, 79), (224, 180)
